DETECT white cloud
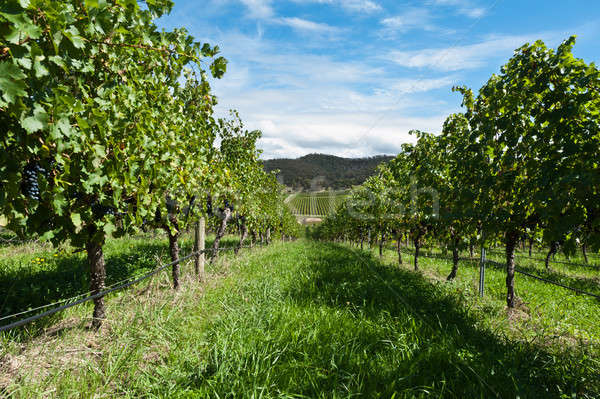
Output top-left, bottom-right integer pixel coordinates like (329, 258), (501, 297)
(207, 46), (453, 158)
(461, 7), (486, 18)
(207, 31), (386, 87)
(239, 0), (382, 22)
(157, 1), (597, 160)
(277, 17), (340, 33)
(292, 0), (382, 14)
(387, 34), (561, 71)
(381, 8), (436, 34)
(234, 1), (341, 35)
(253, 112), (445, 159)
(341, 0), (382, 13)
(388, 76), (456, 94)
(239, 0), (274, 18)
(429, 0), (487, 19)
(197, 29), (461, 159)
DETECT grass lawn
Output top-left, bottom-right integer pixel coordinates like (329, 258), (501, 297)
(1, 239), (599, 397)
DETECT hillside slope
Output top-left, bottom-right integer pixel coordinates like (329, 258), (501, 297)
(263, 153), (394, 190)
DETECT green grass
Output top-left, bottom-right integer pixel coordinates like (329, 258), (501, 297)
(2, 239), (599, 397)
(0, 232), (239, 335)
(371, 242), (600, 343)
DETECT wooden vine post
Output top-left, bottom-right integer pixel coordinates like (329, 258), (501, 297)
(194, 218), (206, 283)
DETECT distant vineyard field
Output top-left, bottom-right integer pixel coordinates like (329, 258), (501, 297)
(285, 191), (349, 216)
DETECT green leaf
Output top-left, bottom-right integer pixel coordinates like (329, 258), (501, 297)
(52, 195), (67, 215)
(70, 213), (82, 228)
(15, 56), (32, 70)
(33, 59), (49, 77)
(0, 12), (41, 43)
(103, 221), (116, 236)
(48, 55), (68, 71)
(64, 26), (85, 49)
(21, 105), (48, 133)
(40, 230), (55, 241)
(0, 61), (27, 104)
(210, 57), (227, 79)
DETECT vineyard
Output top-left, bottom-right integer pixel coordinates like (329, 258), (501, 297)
(314, 36), (600, 310)
(286, 191), (348, 216)
(1, 0), (600, 397)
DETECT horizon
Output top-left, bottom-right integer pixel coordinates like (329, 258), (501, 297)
(262, 152), (395, 161)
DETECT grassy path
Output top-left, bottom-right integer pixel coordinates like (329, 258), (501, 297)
(2, 240), (598, 397)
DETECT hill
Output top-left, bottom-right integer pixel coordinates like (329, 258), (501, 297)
(263, 153), (394, 190)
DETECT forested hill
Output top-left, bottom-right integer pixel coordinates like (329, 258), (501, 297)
(263, 154), (394, 190)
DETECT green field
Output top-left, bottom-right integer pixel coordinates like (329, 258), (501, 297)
(286, 191), (348, 216)
(0, 232), (240, 334)
(1, 238), (599, 397)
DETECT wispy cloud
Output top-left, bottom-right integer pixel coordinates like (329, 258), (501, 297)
(429, 0), (487, 19)
(381, 8), (437, 34)
(339, 0), (382, 13)
(292, 0), (382, 14)
(277, 17), (340, 33)
(236, 0), (341, 35)
(157, 0), (598, 159)
(387, 33), (562, 71)
(388, 76), (456, 94)
(239, 0), (274, 18)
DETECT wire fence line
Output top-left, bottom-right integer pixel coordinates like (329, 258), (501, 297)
(0, 243), (269, 333)
(0, 236), (39, 247)
(486, 248), (600, 269)
(479, 258), (600, 300)
(375, 243), (600, 301)
(0, 229), (170, 248)
(514, 267), (600, 300)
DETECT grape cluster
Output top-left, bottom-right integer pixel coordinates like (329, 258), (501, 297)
(71, 191), (84, 201)
(182, 195), (196, 221)
(166, 197), (177, 213)
(92, 203), (116, 217)
(206, 195), (213, 215)
(21, 162), (44, 200)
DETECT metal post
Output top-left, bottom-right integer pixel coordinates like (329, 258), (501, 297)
(479, 234), (486, 297)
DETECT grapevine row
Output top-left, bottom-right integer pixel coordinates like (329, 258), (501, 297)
(313, 37), (600, 308)
(0, 0), (299, 329)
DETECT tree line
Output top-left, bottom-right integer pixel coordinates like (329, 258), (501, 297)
(263, 154), (394, 190)
(0, 0), (299, 329)
(313, 36), (600, 308)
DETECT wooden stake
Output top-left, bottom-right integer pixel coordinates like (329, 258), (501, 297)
(195, 217), (206, 283)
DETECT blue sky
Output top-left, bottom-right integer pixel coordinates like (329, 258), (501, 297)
(157, 0), (600, 159)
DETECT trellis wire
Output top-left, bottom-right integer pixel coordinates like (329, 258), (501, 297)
(379, 243), (600, 301)
(0, 243), (267, 333)
(486, 248), (599, 269)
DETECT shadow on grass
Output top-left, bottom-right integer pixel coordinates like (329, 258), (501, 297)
(394, 245), (600, 299)
(485, 259), (600, 299)
(284, 242), (598, 398)
(0, 236), (239, 335)
(0, 242), (168, 334)
(487, 248), (600, 270)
